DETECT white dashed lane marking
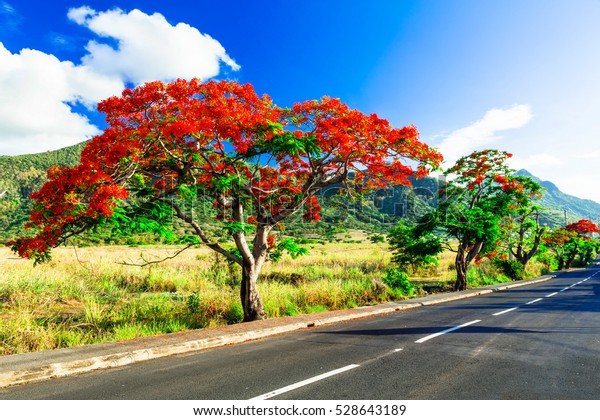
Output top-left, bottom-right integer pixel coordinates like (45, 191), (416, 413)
(249, 364), (361, 400)
(415, 320), (481, 344)
(526, 298), (543, 305)
(493, 307), (519, 316)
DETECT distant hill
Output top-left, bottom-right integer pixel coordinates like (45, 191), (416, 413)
(515, 169), (600, 227)
(2, 143), (599, 243)
(0, 143), (86, 240)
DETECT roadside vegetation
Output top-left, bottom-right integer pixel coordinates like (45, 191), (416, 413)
(3, 79), (599, 356)
(1, 228), (557, 356)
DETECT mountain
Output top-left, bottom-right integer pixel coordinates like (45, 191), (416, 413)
(2, 143), (599, 243)
(0, 143), (86, 240)
(515, 169), (600, 227)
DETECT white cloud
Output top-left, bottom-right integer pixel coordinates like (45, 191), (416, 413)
(68, 7), (240, 85)
(65, 5), (95, 25)
(0, 7), (239, 155)
(437, 104), (534, 167)
(0, 43), (110, 155)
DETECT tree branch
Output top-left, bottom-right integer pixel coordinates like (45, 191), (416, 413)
(118, 243), (195, 267)
(158, 198), (243, 266)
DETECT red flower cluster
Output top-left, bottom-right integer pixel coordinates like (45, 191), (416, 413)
(447, 150), (515, 193)
(11, 79), (443, 262)
(566, 219), (600, 235)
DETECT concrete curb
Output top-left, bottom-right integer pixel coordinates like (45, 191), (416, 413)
(0, 273), (558, 389)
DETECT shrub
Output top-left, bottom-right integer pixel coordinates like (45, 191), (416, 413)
(186, 291), (201, 314)
(493, 259), (524, 280)
(383, 268), (415, 296)
(369, 234), (386, 244)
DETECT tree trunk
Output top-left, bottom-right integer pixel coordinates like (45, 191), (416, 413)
(454, 248), (468, 291)
(240, 261), (266, 322)
(454, 258), (468, 291)
(453, 240), (483, 291)
(564, 243), (578, 269)
(557, 255), (565, 270)
(516, 227), (545, 270)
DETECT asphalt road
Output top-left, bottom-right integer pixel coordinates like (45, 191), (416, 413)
(2, 266), (600, 400)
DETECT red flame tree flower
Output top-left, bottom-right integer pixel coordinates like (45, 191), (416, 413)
(10, 79), (442, 322)
(544, 219), (600, 269)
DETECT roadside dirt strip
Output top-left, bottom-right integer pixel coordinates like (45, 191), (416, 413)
(0, 274), (558, 388)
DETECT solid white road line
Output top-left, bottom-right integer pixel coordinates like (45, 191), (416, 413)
(415, 320), (481, 344)
(493, 307), (519, 316)
(249, 364), (361, 400)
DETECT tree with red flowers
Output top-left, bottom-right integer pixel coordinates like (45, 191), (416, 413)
(10, 79), (442, 322)
(497, 175), (546, 270)
(389, 150), (522, 291)
(544, 219), (600, 269)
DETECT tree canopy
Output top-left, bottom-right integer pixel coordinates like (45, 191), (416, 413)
(10, 79), (442, 321)
(389, 149), (525, 290)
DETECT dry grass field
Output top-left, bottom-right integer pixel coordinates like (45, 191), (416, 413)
(0, 231), (536, 355)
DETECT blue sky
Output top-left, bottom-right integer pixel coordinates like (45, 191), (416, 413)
(1, 1), (600, 205)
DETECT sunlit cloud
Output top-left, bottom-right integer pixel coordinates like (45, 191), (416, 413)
(68, 7), (241, 85)
(0, 7), (240, 155)
(0, 43), (109, 155)
(436, 104), (534, 167)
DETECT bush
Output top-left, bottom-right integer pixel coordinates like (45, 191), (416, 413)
(493, 259), (524, 280)
(223, 303), (244, 324)
(369, 234), (386, 244)
(186, 292), (201, 314)
(383, 269), (415, 296)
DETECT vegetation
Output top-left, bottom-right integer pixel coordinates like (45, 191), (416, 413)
(8, 79), (442, 322)
(4, 146), (600, 245)
(2, 232), (554, 356)
(0, 239), (402, 355)
(388, 150), (600, 291)
(0, 143), (85, 240)
(2, 82), (600, 356)
(543, 219), (600, 269)
(388, 150), (523, 290)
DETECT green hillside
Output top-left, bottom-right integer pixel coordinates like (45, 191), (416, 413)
(0, 143), (86, 240)
(1, 143), (598, 243)
(515, 169), (600, 227)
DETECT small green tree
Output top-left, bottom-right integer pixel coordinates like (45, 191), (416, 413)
(389, 150), (523, 291)
(387, 219), (442, 273)
(501, 176), (546, 269)
(544, 220), (600, 269)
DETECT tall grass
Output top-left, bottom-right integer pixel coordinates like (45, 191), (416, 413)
(0, 236), (545, 355)
(0, 240), (402, 355)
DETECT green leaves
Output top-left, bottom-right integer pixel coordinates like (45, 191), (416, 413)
(255, 132), (321, 157)
(388, 220), (442, 271)
(177, 184), (197, 202)
(108, 202), (176, 241)
(270, 238), (308, 262)
(223, 221), (256, 235)
(212, 174), (241, 192)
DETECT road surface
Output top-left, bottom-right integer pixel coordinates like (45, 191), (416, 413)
(2, 266), (599, 399)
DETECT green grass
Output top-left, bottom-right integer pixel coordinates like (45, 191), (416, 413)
(0, 234), (549, 355)
(0, 240), (402, 354)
